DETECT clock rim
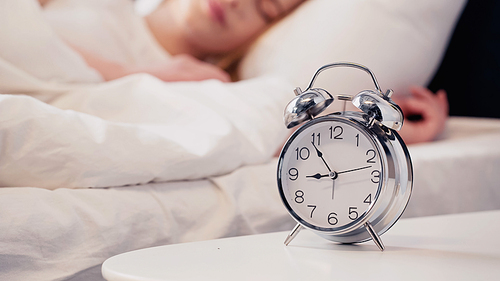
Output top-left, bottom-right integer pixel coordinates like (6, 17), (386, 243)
(277, 112), (413, 242)
(277, 114), (387, 233)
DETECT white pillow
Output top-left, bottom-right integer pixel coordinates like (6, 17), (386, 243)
(239, 0), (467, 97)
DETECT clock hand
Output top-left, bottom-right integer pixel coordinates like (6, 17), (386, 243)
(307, 166), (371, 180)
(337, 165), (372, 174)
(306, 173), (329, 179)
(332, 179), (335, 200)
(311, 142), (332, 172)
(308, 166), (371, 201)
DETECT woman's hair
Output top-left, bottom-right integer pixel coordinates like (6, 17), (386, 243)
(216, 0), (309, 81)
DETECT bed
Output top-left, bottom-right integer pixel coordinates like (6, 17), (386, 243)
(2, 0), (499, 280)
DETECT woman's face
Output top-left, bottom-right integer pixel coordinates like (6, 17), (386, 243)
(171, 0), (304, 56)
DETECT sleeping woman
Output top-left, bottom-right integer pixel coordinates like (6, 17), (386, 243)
(38, 0), (448, 145)
(39, 0), (306, 82)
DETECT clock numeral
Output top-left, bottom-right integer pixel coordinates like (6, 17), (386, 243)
(348, 207), (358, 220)
(364, 194), (372, 204)
(355, 133), (360, 147)
(295, 147), (310, 161)
(329, 125), (343, 140)
(307, 205), (317, 218)
(288, 168), (299, 181)
(294, 190), (305, 204)
(371, 170), (380, 184)
(311, 133), (321, 146)
(366, 149), (377, 163)
(328, 212), (338, 225)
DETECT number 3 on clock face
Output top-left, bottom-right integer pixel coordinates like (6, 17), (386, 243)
(278, 116), (384, 231)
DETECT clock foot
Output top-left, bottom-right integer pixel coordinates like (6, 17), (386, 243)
(284, 223), (303, 246)
(365, 222), (385, 251)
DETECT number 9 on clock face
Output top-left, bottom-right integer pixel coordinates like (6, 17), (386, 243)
(278, 116), (384, 231)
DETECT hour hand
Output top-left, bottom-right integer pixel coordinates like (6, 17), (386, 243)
(311, 142), (323, 158)
(306, 173), (329, 180)
(311, 142), (332, 172)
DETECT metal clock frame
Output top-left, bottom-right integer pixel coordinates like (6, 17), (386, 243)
(277, 62), (413, 251)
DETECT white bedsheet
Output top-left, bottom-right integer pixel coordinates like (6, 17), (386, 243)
(407, 117), (500, 217)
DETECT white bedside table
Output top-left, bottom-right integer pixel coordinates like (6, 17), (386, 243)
(102, 210), (500, 281)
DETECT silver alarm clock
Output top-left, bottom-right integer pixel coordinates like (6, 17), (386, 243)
(277, 62), (413, 251)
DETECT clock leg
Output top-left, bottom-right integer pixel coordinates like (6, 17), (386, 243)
(284, 223), (303, 246)
(365, 222), (385, 251)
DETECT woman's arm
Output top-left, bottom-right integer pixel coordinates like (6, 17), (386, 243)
(129, 54), (232, 82)
(74, 47), (231, 82)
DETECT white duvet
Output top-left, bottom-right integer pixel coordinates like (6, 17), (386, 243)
(0, 75), (292, 189)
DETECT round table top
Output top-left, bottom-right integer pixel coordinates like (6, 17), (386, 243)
(102, 211), (500, 281)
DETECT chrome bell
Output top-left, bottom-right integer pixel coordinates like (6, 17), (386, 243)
(284, 88), (334, 129)
(352, 89), (403, 131)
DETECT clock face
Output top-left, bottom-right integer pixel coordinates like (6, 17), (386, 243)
(278, 117), (383, 231)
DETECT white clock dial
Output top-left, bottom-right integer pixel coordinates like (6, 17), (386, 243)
(278, 117), (383, 231)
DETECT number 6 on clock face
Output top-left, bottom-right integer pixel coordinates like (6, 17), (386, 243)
(278, 116), (383, 231)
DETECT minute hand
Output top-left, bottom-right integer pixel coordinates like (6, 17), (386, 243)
(337, 165), (372, 175)
(311, 142), (332, 172)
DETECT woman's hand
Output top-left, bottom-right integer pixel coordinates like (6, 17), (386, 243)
(394, 86), (449, 145)
(126, 54), (231, 83)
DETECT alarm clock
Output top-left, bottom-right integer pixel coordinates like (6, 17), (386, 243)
(277, 62), (413, 251)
